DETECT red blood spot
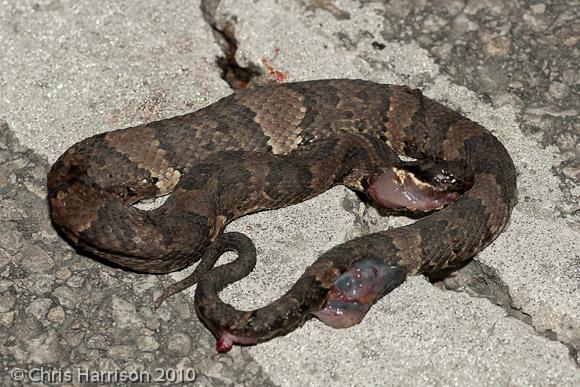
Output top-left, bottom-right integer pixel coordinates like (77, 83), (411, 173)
(216, 335), (233, 353)
(261, 47), (288, 83)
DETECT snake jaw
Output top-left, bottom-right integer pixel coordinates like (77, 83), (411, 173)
(367, 168), (461, 212)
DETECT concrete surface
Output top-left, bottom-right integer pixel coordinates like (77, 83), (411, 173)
(1, 0), (578, 386)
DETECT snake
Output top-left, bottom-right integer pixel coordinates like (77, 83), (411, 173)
(47, 79), (517, 352)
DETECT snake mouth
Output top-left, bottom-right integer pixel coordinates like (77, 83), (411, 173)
(367, 167), (461, 212)
(313, 258), (406, 329)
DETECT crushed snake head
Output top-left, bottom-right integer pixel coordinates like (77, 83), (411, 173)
(313, 258), (406, 328)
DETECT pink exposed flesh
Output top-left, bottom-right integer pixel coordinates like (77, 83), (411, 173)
(367, 168), (459, 211)
(216, 331), (258, 353)
(313, 258), (391, 329)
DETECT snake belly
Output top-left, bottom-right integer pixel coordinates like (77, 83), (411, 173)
(47, 79), (517, 348)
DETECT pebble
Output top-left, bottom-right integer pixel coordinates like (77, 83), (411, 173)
(548, 82), (570, 99)
(112, 296), (144, 329)
(167, 332), (193, 356)
(530, 4), (545, 14)
(136, 335), (160, 352)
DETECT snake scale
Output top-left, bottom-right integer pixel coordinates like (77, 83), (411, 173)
(47, 79), (517, 352)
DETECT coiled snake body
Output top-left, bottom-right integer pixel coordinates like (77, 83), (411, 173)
(47, 79), (517, 352)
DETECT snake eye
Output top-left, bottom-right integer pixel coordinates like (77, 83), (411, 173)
(434, 172), (457, 185)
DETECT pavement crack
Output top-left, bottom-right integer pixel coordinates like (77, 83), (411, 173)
(200, 0), (262, 90)
(433, 259), (579, 366)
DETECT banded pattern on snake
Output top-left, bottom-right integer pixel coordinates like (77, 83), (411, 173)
(47, 79), (517, 352)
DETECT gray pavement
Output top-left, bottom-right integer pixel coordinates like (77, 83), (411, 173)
(0, 0), (578, 386)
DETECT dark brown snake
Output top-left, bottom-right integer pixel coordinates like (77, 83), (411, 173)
(47, 79), (517, 352)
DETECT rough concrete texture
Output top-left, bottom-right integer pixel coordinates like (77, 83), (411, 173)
(0, 0), (578, 386)
(0, 0), (230, 161)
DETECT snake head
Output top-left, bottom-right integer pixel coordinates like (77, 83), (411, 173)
(313, 258), (406, 328)
(400, 160), (474, 193)
(366, 160), (473, 212)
